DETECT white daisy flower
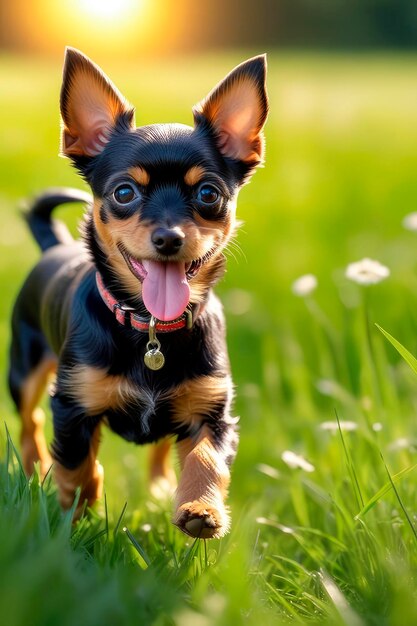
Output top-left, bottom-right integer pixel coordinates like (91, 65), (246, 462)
(256, 517), (294, 534)
(402, 212), (417, 231)
(320, 420), (358, 432)
(281, 450), (315, 472)
(292, 273), (318, 297)
(257, 463), (281, 479)
(387, 437), (413, 451)
(345, 258), (390, 285)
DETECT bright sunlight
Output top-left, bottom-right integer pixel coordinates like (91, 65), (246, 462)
(21, 0), (159, 57)
(76, 0), (141, 22)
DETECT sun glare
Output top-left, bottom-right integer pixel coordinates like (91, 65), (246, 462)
(31, 0), (159, 57)
(77, 0), (139, 22)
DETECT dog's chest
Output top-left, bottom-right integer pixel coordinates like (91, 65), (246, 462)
(68, 363), (176, 443)
(105, 382), (172, 443)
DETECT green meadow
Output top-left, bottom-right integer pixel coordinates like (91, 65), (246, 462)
(2, 52), (417, 625)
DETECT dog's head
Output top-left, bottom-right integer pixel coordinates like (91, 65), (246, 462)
(60, 48), (268, 321)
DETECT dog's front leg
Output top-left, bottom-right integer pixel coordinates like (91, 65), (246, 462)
(174, 423), (238, 539)
(51, 392), (103, 519)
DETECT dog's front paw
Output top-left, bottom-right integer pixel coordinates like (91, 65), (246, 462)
(173, 501), (230, 539)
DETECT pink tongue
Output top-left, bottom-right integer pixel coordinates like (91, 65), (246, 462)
(142, 260), (190, 321)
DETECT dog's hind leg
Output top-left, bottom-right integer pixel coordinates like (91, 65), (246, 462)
(8, 331), (56, 478)
(149, 438), (177, 497)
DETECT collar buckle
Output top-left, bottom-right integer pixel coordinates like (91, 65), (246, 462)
(112, 301), (135, 326)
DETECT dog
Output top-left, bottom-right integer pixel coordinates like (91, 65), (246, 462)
(8, 48), (268, 539)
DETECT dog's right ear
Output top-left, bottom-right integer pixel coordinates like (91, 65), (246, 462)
(193, 55), (268, 167)
(60, 47), (135, 159)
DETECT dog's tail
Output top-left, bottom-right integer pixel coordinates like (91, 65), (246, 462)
(24, 187), (92, 252)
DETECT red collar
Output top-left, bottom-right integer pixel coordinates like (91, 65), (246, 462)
(95, 272), (195, 332)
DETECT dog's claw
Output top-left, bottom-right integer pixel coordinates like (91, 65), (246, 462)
(174, 501), (229, 539)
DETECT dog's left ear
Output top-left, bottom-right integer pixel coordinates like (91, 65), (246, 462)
(60, 47), (135, 159)
(193, 55), (268, 165)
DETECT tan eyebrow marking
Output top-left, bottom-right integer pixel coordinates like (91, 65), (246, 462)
(128, 166), (150, 186)
(184, 165), (206, 186)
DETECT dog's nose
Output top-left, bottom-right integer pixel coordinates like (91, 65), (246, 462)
(151, 227), (184, 256)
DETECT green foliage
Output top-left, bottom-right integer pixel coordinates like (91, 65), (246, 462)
(2, 52), (417, 624)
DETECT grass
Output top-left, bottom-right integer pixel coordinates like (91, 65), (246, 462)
(2, 50), (417, 624)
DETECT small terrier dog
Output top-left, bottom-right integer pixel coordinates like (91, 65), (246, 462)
(8, 48), (268, 538)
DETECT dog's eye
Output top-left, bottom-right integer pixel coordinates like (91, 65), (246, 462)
(114, 184), (136, 205)
(197, 184), (220, 205)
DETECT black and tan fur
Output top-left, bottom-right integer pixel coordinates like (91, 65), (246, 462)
(8, 48), (268, 538)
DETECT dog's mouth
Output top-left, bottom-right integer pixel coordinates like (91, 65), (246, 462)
(119, 247), (212, 321)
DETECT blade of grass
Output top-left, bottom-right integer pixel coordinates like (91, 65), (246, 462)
(355, 461), (417, 519)
(123, 526), (151, 568)
(320, 570), (365, 626)
(376, 324), (417, 376)
(380, 453), (417, 543)
(263, 579), (303, 618)
(5, 422), (25, 477)
(114, 501), (128, 536)
(335, 409), (364, 509)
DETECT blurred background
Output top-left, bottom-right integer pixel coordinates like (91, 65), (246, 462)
(1, 0), (417, 57)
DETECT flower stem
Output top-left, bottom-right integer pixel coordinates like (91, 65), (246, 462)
(362, 288), (383, 415)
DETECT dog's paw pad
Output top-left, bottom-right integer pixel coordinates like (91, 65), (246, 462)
(185, 513), (216, 538)
(174, 502), (229, 539)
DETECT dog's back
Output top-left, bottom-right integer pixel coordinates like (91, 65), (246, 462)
(8, 189), (92, 476)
